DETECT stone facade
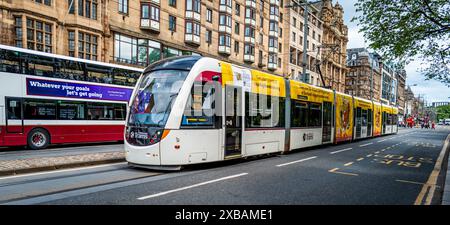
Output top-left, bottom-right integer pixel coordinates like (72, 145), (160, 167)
(346, 48), (382, 101)
(395, 68), (406, 115)
(283, 3), (323, 86)
(0, 0), (286, 75)
(313, 0), (348, 92)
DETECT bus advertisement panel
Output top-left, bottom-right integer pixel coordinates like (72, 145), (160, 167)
(335, 93), (353, 143)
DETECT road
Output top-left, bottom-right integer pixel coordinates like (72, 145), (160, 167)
(0, 127), (449, 205)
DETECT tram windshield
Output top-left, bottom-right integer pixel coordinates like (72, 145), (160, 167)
(128, 69), (189, 127)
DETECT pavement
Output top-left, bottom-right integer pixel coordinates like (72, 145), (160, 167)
(0, 127), (449, 205)
(0, 143), (125, 176)
(443, 128), (450, 205)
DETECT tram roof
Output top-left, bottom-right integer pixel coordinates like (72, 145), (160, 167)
(143, 56), (202, 74)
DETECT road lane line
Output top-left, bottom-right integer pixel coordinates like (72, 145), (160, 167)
(396, 180), (425, 185)
(359, 143), (373, 147)
(415, 134), (450, 205)
(137, 173), (248, 200)
(330, 148), (352, 154)
(366, 154), (373, 157)
(344, 162), (354, 166)
(377, 139), (387, 143)
(0, 162), (128, 181)
(357, 158), (364, 161)
(276, 156), (317, 167)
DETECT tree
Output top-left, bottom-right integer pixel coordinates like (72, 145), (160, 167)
(352, 0), (450, 85)
(436, 105), (450, 120)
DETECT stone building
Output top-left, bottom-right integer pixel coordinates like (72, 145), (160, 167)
(395, 68), (406, 116)
(283, 2), (323, 86)
(0, 0), (286, 75)
(346, 48), (382, 101)
(312, 0), (348, 92)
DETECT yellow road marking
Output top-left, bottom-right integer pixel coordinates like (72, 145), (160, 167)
(344, 162), (354, 166)
(415, 134), (450, 205)
(357, 158), (364, 161)
(328, 168), (358, 176)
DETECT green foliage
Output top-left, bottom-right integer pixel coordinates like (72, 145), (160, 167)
(352, 0), (450, 85)
(436, 105), (450, 120)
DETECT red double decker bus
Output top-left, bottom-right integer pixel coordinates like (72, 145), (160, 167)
(0, 44), (143, 149)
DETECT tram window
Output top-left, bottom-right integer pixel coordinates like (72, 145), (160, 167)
(362, 109), (368, 126)
(308, 103), (322, 127)
(291, 100), (308, 128)
(182, 81), (221, 128)
(246, 92), (283, 128)
(58, 101), (86, 120)
(23, 99), (57, 120)
(7, 99), (22, 119)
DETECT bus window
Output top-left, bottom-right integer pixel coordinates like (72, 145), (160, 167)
(23, 99), (57, 120)
(23, 53), (54, 77)
(58, 101), (86, 120)
(60, 59), (86, 81)
(86, 64), (112, 83)
(0, 49), (21, 74)
(86, 102), (126, 120)
(7, 98), (22, 119)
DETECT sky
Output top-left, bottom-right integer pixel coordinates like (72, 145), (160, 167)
(337, 0), (450, 104)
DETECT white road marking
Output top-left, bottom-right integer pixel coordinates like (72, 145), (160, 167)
(377, 139), (387, 143)
(330, 148), (353, 154)
(276, 156), (318, 167)
(137, 173), (248, 200)
(359, 143), (373, 147)
(0, 162), (128, 181)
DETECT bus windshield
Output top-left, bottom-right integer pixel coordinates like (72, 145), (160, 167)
(128, 70), (189, 127)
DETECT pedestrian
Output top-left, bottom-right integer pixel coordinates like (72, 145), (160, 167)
(432, 122), (435, 130)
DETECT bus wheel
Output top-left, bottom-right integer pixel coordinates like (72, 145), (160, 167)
(27, 128), (50, 150)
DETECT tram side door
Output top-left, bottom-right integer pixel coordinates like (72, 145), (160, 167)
(5, 97), (24, 133)
(224, 85), (243, 158)
(322, 101), (333, 143)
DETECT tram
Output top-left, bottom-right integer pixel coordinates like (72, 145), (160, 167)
(124, 56), (398, 169)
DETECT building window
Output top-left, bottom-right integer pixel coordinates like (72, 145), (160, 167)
(244, 25), (255, 38)
(219, 14), (232, 27)
(292, 17), (296, 28)
(78, 32), (98, 60)
(235, 22), (240, 34)
(169, 0), (176, 7)
(269, 21), (278, 32)
(279, 12), (283, 23)
(78, 0), (84, 16)
(14, 16), (23, 48)
(235, 3), (240, 16)
(270, 5), (279, 17)
(185, 21), (201, 36)
(292, 32), (296, 42)
(220, 0), (232, 7)
(259, 33), (263, 44)
(76, 0), (97, 19)
(268, 37), (277, 48)
(244, 43), (254, 55)
(219, 34), (231, 47)
(114, 33), (162, 66)
(68, 30), (75, 57)
(206, 30), (212, 44)
(260, 0), (264, 12)
(206, 9), (214, 23)
(68, 0), (75, 14)
(26, 18), (52, 53)
(34, 0), (51, 6)
(245, 7), (255, 20)
(186, 0), (201, 13)
(279, 27), (282, 37)
(260, 16), (264, 28)
(234, 41), (239, 53)
(119, 0), (128, 14)
(169, 15), (176, 31)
